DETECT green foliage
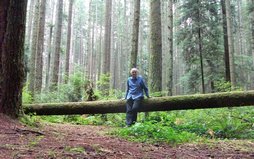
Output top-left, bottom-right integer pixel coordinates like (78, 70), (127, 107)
(113, 121), (198, 145)
(34, 72), (85, 103)
(110, 106), (254, 144)
(214, 79), (242, 92)
(150, 91), (163, 97)
(64, 146), (85, 153)
(19, 114), (41, 128)
(40, 115), (66, 123)
(22, 85), (33, 104)
(214, 80), (232, 92)
(97, 73), (110, 97)
(177, 0), (224, 94)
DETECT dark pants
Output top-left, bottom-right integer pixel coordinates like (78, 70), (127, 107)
(126, 98), (143, 126)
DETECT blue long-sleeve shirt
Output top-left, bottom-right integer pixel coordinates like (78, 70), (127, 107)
(125, 76), (149, 100)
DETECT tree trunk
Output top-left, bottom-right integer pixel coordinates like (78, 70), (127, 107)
(149, 0), (162, 93)
(28, 0), (40, 96)
(167, 0), (173, 96)
(0, 0), (27, 118)
(45, 25), (53, 89)
(102, 0), (112, 75)
(197, 0), (205, 94)
(221, 0), (231, 83)
(35, 0), (47, 93)
(25, 0), (35, 47)
(251, 0), (254, 67)
(129, 0), (140, 69)
(50, 0), (63, 90)
(0, 0), (9, 111)
(225, 0), (236, 87)
(24, 91), (254, 115)
(64, 0), (74, 83)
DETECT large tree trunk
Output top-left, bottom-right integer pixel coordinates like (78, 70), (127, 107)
(0, 0), (9, 110)
(149, 0), (162, 93)
(24, 91), (254, 115)
(129, 0), (140, 69)
(0, 0), (27, 118)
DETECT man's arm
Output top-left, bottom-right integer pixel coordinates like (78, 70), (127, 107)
(141, 78), (149, 98)
(125, 80), (129, 99)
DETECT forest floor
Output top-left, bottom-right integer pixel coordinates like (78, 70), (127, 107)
(0, 114), (254, 159)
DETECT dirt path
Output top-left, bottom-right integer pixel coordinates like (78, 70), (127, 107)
(0, 114), (253, 159)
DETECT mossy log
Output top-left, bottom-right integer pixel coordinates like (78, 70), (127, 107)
(23, 91), (254, 115)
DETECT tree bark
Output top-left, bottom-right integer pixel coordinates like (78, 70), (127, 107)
(0, 0), (27, 118)
(28, 0), (40, 96)
(64, 0), (74, 83)
(102, 0), (112, 75)
(167, 0), (173, 96)
(149, 0), (162, 93)
(50, 0), (63, 90)
(129, 0), (140, 69)
(0, 0), (9, 111)
(251, 0), (254, 68)
(221, 0), (231, 82)
(25, 0), (35, 47)
(225, 0), (236, 87)
(24, 91), (254, 115)
(35, 0), (47, 93)
(197, 0), (205, 94)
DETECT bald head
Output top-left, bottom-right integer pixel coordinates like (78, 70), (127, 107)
(130, 68), (138, 78)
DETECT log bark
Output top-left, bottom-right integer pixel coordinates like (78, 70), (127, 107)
(23, 91), (254, 115)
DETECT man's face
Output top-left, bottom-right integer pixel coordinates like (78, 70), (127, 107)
(131, 70), (137, 78)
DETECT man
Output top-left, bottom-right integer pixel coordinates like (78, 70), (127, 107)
(125, 68), (150, 126)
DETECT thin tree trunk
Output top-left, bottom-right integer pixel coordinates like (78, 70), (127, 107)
(97, 17), (103, 80)
(197, 0), (205, 94)
(45, 25), (53, 89)
(35, 0), (47, 93)
(221, 0), (231, 82)
(167, 0), (173, 96)
(225, 0), (236, 87)
(50, 0), (63, 90)
(86, 0), (92, 80)
(64, 0), (74, 83)
(129, 0), (140, 69)
(251, 0), (254, 68)
(28, 0), (40, 96)
(25, 0), (35, 47)
(45, 0), (56, 89)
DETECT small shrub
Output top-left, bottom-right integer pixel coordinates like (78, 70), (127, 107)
(113, 121), (198, 145)
(22, 85), (33, 104)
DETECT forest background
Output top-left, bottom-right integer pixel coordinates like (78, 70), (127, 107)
(21, 0), (254, 142)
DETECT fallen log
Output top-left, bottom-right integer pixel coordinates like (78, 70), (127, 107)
(23, 91), (254, 115)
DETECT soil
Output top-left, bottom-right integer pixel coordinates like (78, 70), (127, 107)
(0, 114), (253, 159)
